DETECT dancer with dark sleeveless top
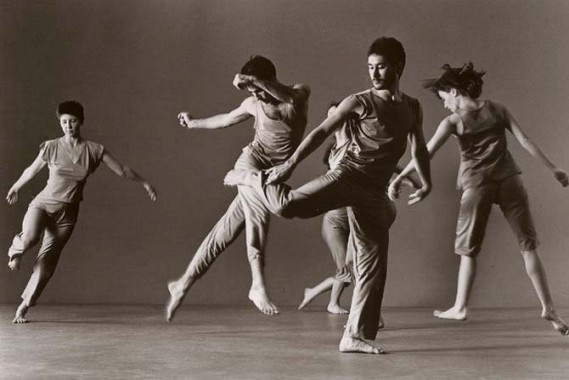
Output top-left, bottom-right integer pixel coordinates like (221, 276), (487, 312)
(166, 56), (310, 320)
(224, 37), (431, 353)
(389, 63), (569, 335)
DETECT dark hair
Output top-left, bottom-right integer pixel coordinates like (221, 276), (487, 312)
(423, 62), (486, 99)
(328, 101), (340, 109)
(367, 37), (406, 76)
(57, 100), (84, 123)
(241, 55), (277, 81)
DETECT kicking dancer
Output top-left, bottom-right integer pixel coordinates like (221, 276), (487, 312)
(7, 100), (157, 323)
(389, 62), (569, 335)
(166, 56), (310, 320)
(225, 37), (431, 353)
(298, 103), (420, 317)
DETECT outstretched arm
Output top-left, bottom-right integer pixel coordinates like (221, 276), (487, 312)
(101, 151), (158, 201)
(234, 74), (310, 105)
(266, 96), (359, 184)
(506, 109), (568, 187)
(177, 97), (254, 130)
(6, 153), (47, 204)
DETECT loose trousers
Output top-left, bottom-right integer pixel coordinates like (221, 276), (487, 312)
(252, 165), (396, 341)
(8, 199), (78, 306)
(185, 149), (273, 278)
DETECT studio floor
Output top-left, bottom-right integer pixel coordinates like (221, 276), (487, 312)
(1, 305), (568, 380)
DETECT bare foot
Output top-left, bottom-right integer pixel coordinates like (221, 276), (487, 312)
(224, 169), (258, 188)
(377, 316), (385, 330)
(542, 309), (569, 336)
(12, 303), (28, 324)
(166, 280), (187, 322)
(327, 304), (349, 315)
(339, 337), (385, 354)
(298, 288), (318, 311)
(8, 256), (21, 271)
(249, 286), (279, 315)
(433, 306), (467, 321)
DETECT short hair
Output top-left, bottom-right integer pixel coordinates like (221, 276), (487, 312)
(57, 100), (84, 123)
(367, 37), (406, 76)
(328, 101), (340, 109)
(240, 55), (277, 81)
(423, 62), (486, 99)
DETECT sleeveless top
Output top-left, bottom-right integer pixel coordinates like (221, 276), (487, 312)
(341, 90), (420, 188)
(36, 137), (105, 203)
(247, 98), (307, 166)
(324, 115), (357, 170)
(455, 100), (520, 190)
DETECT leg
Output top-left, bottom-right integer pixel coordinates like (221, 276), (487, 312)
(8, 205), (47, 270)
(340, 200), (395, 354)
(238, 185), (279, 315)
(497, 176), (567, 335)
(18, 220), (75, 323)
(322, 208), (352, 314)
(167, 197), (245, 321)
(434, 256), (476, 320)
(435, 186), (493, 320)
(521, 249), (568, 335)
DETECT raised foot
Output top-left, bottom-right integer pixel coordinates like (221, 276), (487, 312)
(433, 307), (467, 321)
(327, 304), (349, 315)
(223, 169), (258, 188)
(542, 309), (569, 336)
(339, 337), (385, 354)
(8, 256), (21, 271)
(166, 280), (187, 322)
(298, 288), (317, 311)
(249, 287), (279, 316)
(12, 303), (28, 324)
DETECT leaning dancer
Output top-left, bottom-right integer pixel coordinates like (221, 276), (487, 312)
(389, 63), (569, 335)
(298, 103), (420, 317)
(166, 56), (309, 320)
(7, 100), (157, 323)
(225, 37), (431, 354)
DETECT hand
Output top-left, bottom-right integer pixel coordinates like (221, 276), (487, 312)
(6, 188), (18, 204)
(266, 161), (295, 184)
(408, 186), (431, 206)
(177, 112), (193, 128)
(233, 74), (255, 90)
(143, 183), (158, 201)
(387, 179), (402, 201)
(553, 168), (569, 187)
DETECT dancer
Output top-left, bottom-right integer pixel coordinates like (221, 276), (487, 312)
(389, 63), (569, 335)
(7, 100), (157, 323)
(298, 103), (421, 317)
(166, 56), (310, 320)
(225, 37), (431, 353)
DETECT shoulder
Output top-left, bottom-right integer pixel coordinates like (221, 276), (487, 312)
(239, 96), (258, 113)
(443, 114), (461, 132)
(40, 138), (60, 149)
(83, 140), (106, 159)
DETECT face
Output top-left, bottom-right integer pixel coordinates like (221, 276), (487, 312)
(246, 85), (273, 104)
(368, 54), (398, 90)
(59, 114), (82, 137)
(438, 90), (458, 112)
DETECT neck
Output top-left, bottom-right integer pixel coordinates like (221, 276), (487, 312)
(64, 135), (82, 146)
(457, 97), (483, 111)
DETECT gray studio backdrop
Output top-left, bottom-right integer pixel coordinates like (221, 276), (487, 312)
(1, 0), (568, 308)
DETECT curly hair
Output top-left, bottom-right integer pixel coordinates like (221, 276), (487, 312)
(56, 100), (84, 123)
(423, 62), (485, 99)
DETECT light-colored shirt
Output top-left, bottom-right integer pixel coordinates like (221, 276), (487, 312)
(36, 137), (105, 203)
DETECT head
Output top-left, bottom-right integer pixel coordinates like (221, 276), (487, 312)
(367, 37), (406, 90)
(57, 100), (84, 137)
(423, 62), (485, 112)
(241, 55), (277, 103)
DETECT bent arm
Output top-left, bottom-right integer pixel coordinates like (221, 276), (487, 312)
(179, 98), (253, 130)
(288, 96), (358, 168)
(101, 151), (157, 200)
(7, 153), (47, 204)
